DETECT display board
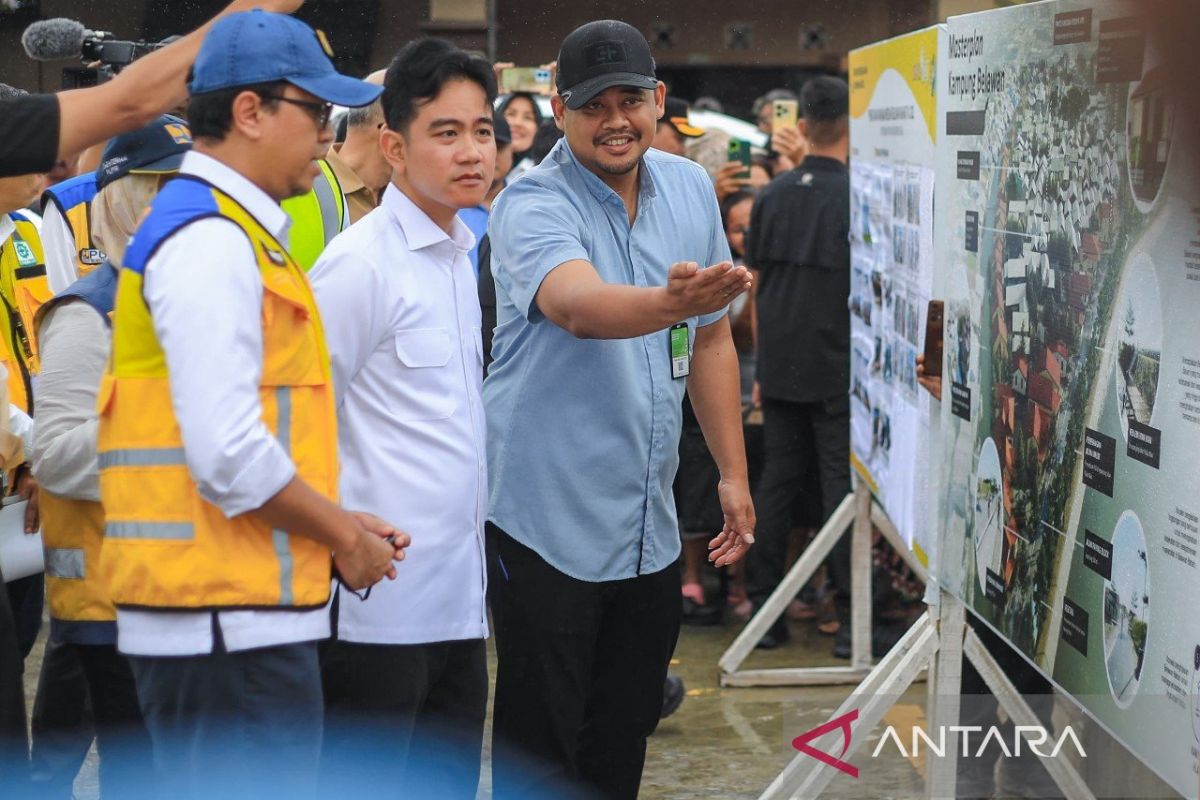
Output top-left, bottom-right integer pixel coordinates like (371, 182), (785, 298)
(848, 26), (944, 567)
(935, 0), (1200, 793)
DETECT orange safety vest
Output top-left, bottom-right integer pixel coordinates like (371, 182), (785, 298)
(35, 264), (119, 624)
(98, 177), (338, 610)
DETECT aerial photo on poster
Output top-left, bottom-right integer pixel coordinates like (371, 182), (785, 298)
(935, 0), (1200, 794)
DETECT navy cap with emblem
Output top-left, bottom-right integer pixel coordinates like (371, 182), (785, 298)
(556, 20), (657, 110)
(96, 115), (193, 191)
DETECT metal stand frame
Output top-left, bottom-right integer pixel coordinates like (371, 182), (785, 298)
(719, 481), (927, 687)
(758, 590), (1096, 800)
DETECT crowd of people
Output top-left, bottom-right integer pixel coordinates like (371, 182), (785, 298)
(0, 2), (916, 798)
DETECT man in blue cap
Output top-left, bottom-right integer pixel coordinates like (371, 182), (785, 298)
(96, 11), (406, 799)
(29, 114), (192, 800)
(22, 115), (189, 800)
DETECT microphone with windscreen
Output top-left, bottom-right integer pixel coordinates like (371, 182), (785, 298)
(20, 17), (87, 61)
(22, 17), (165, 71)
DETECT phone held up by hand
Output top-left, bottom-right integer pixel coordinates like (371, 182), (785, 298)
(500, 67), (553, 95)
(922, 300), (944, 378)
(771, 99), (799, 136)
(727, 139), (752, 180)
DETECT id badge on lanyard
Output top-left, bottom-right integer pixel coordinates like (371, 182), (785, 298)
(669, 322), (690, 379)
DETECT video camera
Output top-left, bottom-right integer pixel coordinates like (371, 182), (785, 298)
(21, 18), (176, 88)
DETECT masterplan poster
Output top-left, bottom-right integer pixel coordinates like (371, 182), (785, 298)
(935, 0), (1200, 793)
(848, 25), (943, 568)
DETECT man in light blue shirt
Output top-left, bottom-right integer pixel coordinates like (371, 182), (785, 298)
(484, 19), (756, 800)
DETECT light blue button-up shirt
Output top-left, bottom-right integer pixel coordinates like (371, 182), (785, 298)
(485, 139), (731, 582)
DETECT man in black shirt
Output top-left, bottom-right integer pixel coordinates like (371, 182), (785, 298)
(0, 0), (304, 179)
(744, 76), (852, 652)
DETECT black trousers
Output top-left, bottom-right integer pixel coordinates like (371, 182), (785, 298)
(30, 641), (149, 798)
(0, 565), (29, 791)
(320, 637), (488, 799)
(747, 395), (852, 608)
(129, 635), (323, 800)
(29, 637), (93, 798)
(487, 525), (681, 800)
(5, 575), (43, 657)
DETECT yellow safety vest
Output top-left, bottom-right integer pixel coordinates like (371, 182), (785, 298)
(0, 213), (51, 413)
(42, 496), (112, 622)
(41, 172), (104, 281)
(98, 177), (338, 610)
(281, 158), (346, 272)
(36, 263), (120, 625)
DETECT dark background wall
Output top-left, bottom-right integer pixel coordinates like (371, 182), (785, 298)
(0, 0), (953, 119)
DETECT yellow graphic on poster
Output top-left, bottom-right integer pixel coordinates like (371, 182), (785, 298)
(850, 26), (940, 144)
(848, 26), (946, 570)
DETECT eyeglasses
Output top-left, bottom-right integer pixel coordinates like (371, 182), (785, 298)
(261, 94), (334, 129)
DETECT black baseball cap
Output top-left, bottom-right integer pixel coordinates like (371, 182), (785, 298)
(556, 20), (657, 110)
(663, 97), (704, 138)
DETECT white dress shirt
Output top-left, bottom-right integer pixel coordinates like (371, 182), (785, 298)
(310, 185), (488, 645)
(40, 202), (79, 296)
(116, 151), (327, 656)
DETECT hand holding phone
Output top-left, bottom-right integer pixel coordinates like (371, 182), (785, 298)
(500, 66), (553, 95)
(771, 99), (799, 137)
(922, 300), (944, 378)
(727, 139), (752, 180)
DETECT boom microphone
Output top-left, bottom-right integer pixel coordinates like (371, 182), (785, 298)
(21, 17), (87, 61)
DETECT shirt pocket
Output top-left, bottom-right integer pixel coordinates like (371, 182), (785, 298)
(260, 267), (324, 387)
(391, 328), (457, 421)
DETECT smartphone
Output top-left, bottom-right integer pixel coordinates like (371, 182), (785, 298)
(500, 67), (553, 95)
(922, 300), (944, 378)
(727, 139), (752, 179)
(771, 99), (799, 136)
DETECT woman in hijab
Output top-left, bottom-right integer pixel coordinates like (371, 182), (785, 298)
(31, 115), (190, 799)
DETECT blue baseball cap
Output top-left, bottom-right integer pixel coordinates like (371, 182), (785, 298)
(188, 10), (382, 108)
(97, 115), (193, 191)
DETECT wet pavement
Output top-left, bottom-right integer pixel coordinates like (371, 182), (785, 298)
(22, 611), (927, 800)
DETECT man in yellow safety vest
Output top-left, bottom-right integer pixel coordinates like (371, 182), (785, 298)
(98, 11), (407, 798)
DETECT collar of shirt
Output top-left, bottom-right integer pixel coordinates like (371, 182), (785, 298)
(178, 151), (290, 243)
(0, 214), (13, 248)
(555, 138), (657, 210)
(325, 143), (365, 196)
(381, 183), (475, 255)
(798, 154), (848, 174)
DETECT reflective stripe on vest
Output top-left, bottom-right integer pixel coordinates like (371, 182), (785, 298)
(99, 176), (337, 611)
(98, 446), (186, 468)
(311, 163), (342, 247)
(106, 521), (194, 540)
(280, 159), (346, 271)
(271, 385), (294, 605)
(40, 491), (115, 623)
(45, 547), (85, 579)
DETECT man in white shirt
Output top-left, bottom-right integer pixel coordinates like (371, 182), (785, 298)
(97, 12), (406, 800)
(309, 38), (496, 799)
